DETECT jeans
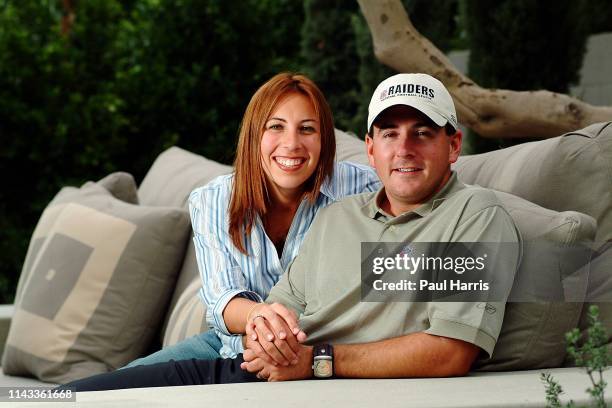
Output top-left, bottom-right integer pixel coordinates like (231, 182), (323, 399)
(123, 331), (222, 368)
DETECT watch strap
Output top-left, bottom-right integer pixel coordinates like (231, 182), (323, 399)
(312, 344), (334, 378)
(313, 344), (333, 359)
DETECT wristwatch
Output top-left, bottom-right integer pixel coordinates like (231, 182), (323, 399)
(312, 344), (333, 378)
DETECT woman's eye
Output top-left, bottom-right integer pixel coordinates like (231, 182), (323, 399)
(301, 126), (315, 133)
(269, 123), (283, 130)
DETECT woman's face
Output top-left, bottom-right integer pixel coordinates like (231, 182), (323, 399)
(260, 92), (322, 203)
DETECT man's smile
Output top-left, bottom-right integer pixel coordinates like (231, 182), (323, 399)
(392, 166), (423, 174)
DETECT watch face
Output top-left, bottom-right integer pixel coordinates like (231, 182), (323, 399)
(314, 360), (333, 378)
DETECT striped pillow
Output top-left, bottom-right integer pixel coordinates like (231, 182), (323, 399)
(162, 278), (208, 348)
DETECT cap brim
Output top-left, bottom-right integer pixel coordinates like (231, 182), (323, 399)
(368, 98), (450, 131)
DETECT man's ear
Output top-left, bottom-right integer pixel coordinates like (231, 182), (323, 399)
(365, 133), (375, 168)
(448, 129), (463, 164)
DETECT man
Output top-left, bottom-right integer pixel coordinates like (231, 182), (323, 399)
(63, 73), (520, 390)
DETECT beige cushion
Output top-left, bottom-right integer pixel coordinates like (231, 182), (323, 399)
(139, 147), (231, 338)
(2, 182), (190, 383)
(453, 122), (612, 359)
(96, 172), (139, 205)
(474, 191), (595, 370)
(334, 129), (370, 166)
(160, 235), (201, 340)
(162, 278), (207, 348)
(138, 146), (231, 208)
(453, 122), (611, 242)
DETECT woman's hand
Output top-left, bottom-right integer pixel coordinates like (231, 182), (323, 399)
(245, 302), (307, 366)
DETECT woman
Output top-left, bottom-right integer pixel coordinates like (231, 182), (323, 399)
(69, 72), (380, 388)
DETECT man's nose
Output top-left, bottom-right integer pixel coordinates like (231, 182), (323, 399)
(395, 134), (415, 157)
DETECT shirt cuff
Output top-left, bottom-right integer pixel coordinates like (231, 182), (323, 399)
(425, 317), (497, 358)
(218, 330), (245, 358)
(209, 289), (265, 336)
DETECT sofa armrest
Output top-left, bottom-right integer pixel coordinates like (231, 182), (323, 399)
(0, 305), (14, 358)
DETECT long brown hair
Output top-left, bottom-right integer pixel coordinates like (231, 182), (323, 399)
(229, 72), (335, 254)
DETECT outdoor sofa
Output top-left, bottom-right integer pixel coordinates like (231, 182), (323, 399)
(0, 122), (610, 407)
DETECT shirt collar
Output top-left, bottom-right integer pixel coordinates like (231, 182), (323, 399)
(318, 177), (336, 201)
(362, 171), (464, 221)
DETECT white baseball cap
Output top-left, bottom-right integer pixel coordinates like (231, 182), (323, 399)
(367, 73), (458, 132)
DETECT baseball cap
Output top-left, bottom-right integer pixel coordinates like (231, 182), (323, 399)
(367, 73), (458, 132)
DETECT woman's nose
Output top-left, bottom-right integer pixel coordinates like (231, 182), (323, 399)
(281, 127), (301, 149)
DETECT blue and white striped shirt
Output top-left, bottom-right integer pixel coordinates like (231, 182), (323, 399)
(188, 161), (381, 358)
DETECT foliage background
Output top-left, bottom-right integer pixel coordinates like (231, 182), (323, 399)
(1, 0), (611, 303)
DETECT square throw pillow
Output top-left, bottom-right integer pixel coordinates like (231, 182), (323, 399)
(473, 191), (596, 371)
(95, 172), (139, 205)
(452, 122), (612, 361)
(2, 180), (190, 384)
(14, 172), (139, 307)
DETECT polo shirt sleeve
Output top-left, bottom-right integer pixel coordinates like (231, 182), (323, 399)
(424, 203), (521, 357)
(265, 253), (308, 316)
(264, 214), (323, 315)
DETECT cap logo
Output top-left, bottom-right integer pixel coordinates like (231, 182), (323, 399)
(380, 83), (435, 102)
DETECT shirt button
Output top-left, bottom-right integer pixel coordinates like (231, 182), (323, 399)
(389, 225), (396, 231)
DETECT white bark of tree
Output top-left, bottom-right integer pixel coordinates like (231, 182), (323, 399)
(357, 0), (612, 138)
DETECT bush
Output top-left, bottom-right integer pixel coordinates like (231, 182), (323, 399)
(0, 0), (132, 302)
(0, 0), (303, 303)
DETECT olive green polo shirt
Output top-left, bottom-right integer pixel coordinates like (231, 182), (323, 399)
(266, 173), (521, 356)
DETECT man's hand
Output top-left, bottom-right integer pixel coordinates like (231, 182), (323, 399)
(245, 302), (307, 366)
(241, 344), (313, 382)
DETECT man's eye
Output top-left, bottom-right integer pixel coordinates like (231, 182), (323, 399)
(382, 132), (396, 138)
(417, 130), (431, 137)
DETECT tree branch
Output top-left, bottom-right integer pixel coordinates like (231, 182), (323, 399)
(61, 0), (75, 36)
(357, 0), (612, 138)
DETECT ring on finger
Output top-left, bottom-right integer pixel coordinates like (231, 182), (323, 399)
(252, 314), (265, 322)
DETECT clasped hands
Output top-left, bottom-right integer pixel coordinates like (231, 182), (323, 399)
(240, 302), (313, 381)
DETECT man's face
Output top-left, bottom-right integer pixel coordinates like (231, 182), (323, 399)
(366, 105), (462, 216)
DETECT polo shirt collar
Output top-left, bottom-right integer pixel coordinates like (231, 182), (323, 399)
(363, 171), (464, 221)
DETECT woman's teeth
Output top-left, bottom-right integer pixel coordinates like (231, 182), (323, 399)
(276, 158), (305, 168)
